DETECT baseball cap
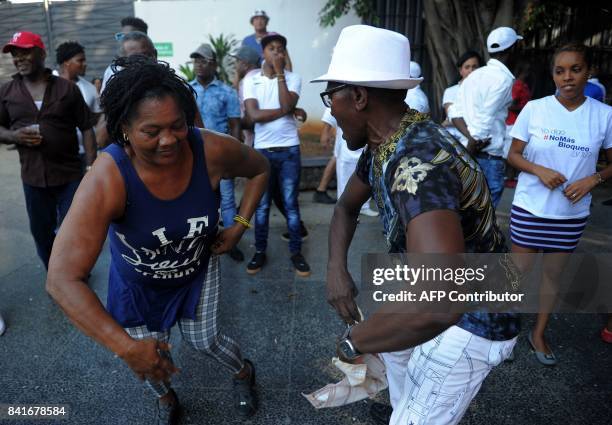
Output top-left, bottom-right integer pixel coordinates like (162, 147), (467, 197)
(261, 32), (287, 50)
(250, 10), (269, 23)
(231, 45), (260, 66)
(487, 27), (523, 53)
(3, 31), (45, 53)
(190, 43), (215, 60)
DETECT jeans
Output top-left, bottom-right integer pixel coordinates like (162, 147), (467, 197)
(476, 157), (505, 209)
(219, 178), (237, 228)
(22, 180), (81, 269)
(255, 146), (302, 254)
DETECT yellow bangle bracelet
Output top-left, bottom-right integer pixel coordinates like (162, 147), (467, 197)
(233, 215), (252, 229)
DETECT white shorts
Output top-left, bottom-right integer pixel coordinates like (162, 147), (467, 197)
(382, 325), (516, 425)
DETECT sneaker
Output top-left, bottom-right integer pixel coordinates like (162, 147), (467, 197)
(313, 190), (336, 204)
(281, 221), (309, 242)
(291, 253), (311, 277)
(0, 313), (5, 336)
(233, 359), (257, 417)
(370, 402), (392, 425)
(228, 246), (244, 262)
(247, 252), (266, 275)
(360, 206), (379, 217)
(155, 389), (181, 425)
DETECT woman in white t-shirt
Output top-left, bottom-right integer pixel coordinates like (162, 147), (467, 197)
(441, 51), (482, 144)
(508, 43), (612, 365)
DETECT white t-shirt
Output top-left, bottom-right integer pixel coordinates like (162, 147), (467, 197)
(404, 86), (430, 113)
(242, 70), (301, 149)
(510, 95), (612, 218)
(321, 108), (362, 162)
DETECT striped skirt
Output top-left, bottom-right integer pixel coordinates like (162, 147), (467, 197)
(509, 205), (588, 252)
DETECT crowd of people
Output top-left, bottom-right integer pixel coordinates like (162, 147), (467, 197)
(0, 9), (611, 425)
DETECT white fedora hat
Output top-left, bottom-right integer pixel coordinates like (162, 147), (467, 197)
(311, 25), (422, 90)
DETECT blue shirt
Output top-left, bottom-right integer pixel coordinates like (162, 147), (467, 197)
(355, 112), (520, 341)
(584, 81), (604, 102)
(242, 34), (263, 60)
(104, 129), (219, 332)
(189, 78), (241, 134)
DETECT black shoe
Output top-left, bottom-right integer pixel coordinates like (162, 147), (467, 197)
(233, 359), (258, 418)
(229, 246), (244, 262)
(313, 190), (336, 204)
(602, 198), (612, 206)
(291, 253), (311, 277)
(370, 402), (392, 425)
(155, 389), (181, 425)
(247, 252), (266, 275)
(281, 221), (309, 242)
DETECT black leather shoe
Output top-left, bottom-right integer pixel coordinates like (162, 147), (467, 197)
(247, 252), (266, 275)
(229, 246), (244, 262)
(291, 253), (311, 277)
(233, 359), (258, 417)
(313, 190), (336, 204)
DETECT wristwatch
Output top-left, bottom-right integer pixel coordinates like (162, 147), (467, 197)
(338, 325), (361, 361)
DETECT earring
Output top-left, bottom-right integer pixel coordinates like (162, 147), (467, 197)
(122, 132), (129, 143)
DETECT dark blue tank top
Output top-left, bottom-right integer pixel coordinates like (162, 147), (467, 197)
(104, 129), (219, 332)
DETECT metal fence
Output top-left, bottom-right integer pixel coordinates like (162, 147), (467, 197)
(0, 0), (134, 83)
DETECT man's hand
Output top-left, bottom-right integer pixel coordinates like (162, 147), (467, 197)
(466, 137), (490, 154)
(326, 265), (360, 324)
(272, 53), (286, 75)
(211, 224), (246, 255)
(534, 165), (567, 190)
(294, 107), (307, 123)
(13, 127), (42, 147)
(120, 339), (180, 383)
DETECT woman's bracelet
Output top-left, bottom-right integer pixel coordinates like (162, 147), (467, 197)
(594, 172), (605, 185)
(233, 215), (252, 229)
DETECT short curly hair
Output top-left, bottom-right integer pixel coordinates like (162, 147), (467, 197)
(55, 41), (84, 65)
(100, 55), (197, 146)
(120, 16), (148, 34)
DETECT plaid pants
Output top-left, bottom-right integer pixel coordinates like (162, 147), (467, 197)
(124, 255), (244, 397)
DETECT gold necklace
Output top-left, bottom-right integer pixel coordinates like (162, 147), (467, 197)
(371, 109), (429, 209)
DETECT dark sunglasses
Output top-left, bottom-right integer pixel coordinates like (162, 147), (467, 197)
(320, 84), (350, 107)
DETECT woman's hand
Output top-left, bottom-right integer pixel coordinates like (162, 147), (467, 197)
(120, 339), (180, 383)
(563, 175), (599, 204)
(534, 165), (567, 189)
(211, 224), (246, 255)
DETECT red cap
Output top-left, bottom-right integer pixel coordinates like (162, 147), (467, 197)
(2, 31), (45, 54)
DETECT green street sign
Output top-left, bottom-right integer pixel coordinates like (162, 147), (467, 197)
(154, 42), (173, 57)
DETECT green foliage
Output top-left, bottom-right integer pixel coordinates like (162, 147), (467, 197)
(178, 62), (195, 82)
(208, 33), (239, 85)
(522, 1), (567, 34)
(319, 0), (377, 27)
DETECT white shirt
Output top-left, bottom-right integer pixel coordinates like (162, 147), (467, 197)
(100, 65), (114, 94)
(321, 108), (362, 162)
(441, 84), (466, 145)
(510, 95), (612, 218)
(53, 71), (101, 153)
(243, 70), (301, 149)
(449, 59), (514, 156)
(404, 86), (430, 113)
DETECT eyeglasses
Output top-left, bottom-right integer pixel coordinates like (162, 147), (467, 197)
(114, 32), (125, 41)
(320, 84), (350, 107)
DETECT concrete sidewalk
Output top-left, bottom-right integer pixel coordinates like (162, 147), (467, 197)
(1, 144), (611, 425)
